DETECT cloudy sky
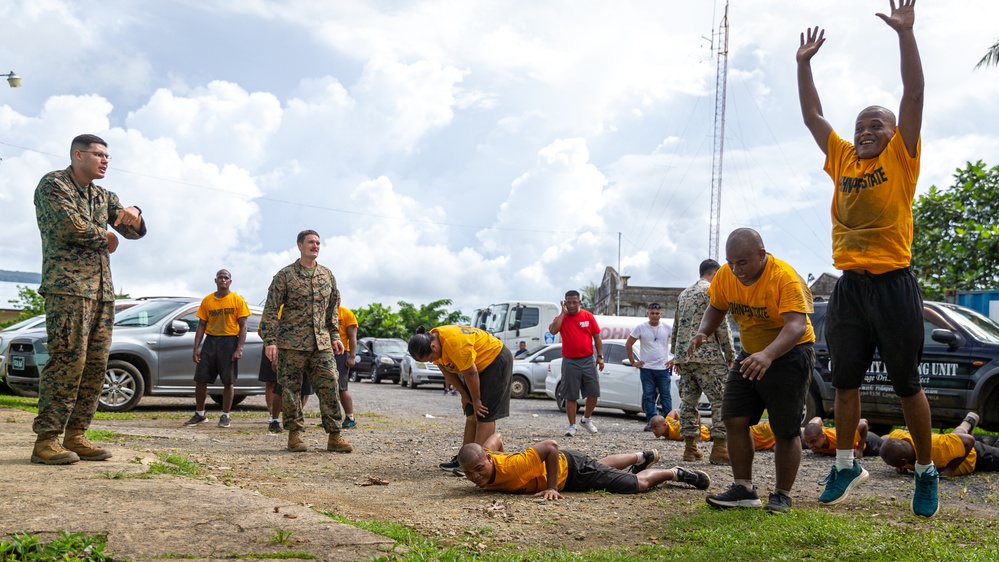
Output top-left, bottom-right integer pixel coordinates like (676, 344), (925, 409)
(1, 0), (997, 316)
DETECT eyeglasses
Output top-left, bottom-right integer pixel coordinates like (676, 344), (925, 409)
(80, 150), (111, 161)
(647, 304), (661, 310)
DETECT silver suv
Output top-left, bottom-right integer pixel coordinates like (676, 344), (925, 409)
(4, 298), (266, 411)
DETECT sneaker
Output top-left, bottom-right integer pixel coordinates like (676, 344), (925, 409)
(184, 413), (207, 426)
(912, 464), (940, 517)
(218, 414), (231, 428)
(706, 484), (761, 508)
(643, 423), (652, 432)
(630, 450), (660, 473)
(343, 417), (357, 429)
(765, 491), (793, 513)
(673, 466), (711, 490)
(817, 460), (869, 505)
(439, 455), (460, 471)
(565, 424), (577, 437)
(452, 467), (466, 477)
(580, 419), (598, 434)
(964, 412), (980, 433)
(268, 420), (281, 433)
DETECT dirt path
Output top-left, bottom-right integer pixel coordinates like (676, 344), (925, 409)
(3, 382), (997, 559)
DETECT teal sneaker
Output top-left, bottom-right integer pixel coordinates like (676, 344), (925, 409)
(912, 464), (940, 517)
(817, 460), (869, 505)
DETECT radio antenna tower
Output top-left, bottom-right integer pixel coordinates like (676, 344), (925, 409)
(708, 0), (730, 260)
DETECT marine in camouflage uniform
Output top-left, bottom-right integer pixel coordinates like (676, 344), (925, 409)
(670, 260), (736, 464)
(259, 230), (352, 453)
(31, 134), (146, 465)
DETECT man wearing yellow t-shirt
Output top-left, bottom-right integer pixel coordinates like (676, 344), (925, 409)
(648, 411), (711, 442)
(408, 324), (513, 473)
(336, 304), (359, 428)
(690, 228), (814, 513)
(797, 1), (938, 517)
(457, 436), (710, 499)
(802, 417), (883, 458)
(880, 413), (999, 478)
(188, 269), (251, 428)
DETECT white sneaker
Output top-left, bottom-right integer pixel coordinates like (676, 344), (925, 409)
(580, 419), (598, 434)
(565, 424), (577, 437)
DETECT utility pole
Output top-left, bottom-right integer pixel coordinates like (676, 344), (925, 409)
(708, 1), (730, 261)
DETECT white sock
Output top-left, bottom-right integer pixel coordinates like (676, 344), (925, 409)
(735, 479), (754, 490)
(835, 449), (854, 471)
(914, 462), (933, 476)
(581, 417), (590, 424)
(196, 410), (206, 417)
(634, 452), (644, 465)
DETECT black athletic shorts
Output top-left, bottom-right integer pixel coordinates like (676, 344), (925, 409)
(826, 267), (924, 397)
(259, 355), (313, 396)
(722, 343), (814, 439)
(562, 449), (640, 494)
(335, 352), (351, 390)
(864, 432), (884, 457)
(457, 347), (513, 423)
(974, 441), (999, 472)
(194, 335), (239, 385)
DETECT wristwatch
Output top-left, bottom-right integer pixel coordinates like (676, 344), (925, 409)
(597, 355), (603, 359)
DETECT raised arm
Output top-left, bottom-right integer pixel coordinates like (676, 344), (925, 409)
(797, 26), (834, 155)
(877, 0), (923, 157)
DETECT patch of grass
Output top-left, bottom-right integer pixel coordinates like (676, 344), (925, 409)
(0, 530), (110, 561)
(268, 528), (294, 546)
(85, 428), (118, 441)
(322, 503), (998, 561)
(152, 553), (197, 559)
(99, 469), (130, 479)
(0, 393), (38, 413)
(147, 452), (204, 478)
(240, 552), (317, 560)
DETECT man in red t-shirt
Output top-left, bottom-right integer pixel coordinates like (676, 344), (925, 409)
(549, 290), (604, 436)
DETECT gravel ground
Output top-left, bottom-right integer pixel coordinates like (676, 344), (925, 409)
(103, 381), (999, 553)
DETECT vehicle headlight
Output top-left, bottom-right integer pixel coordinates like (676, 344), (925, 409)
(416, 361), (428, 368)
(378, 356), (395, 365)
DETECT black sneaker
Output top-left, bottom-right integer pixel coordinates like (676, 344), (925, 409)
(184, 413), (207, 426)
(706, 484), (762, 509)
(672, 466), (711, 490)
(765, 491), (793, 513)
(268, 420), (281, 433)
(439, 455), (460, 470)
(630, 450), (660, 473)
(218, 413), (231, 428)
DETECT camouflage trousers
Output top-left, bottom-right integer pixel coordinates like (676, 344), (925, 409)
(33, 295), (114, 436)
(677, 361), (727, 440)
(278, 348), (343, 433)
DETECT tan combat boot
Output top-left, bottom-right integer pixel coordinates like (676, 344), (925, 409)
(288, 430), (307, 452)
(327, 432), (353, 453)
(63, 428), (112, 461)
(683, 437), (703, 462)
(31, 432), (80, 465)
(709, 438), (730, 465)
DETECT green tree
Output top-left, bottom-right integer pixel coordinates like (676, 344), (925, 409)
(580, 282), (598, 312)
(2, 286), (45, 328)
(911, 160), (999, 300)
(396, 299), (469, 335)
(354, 303), (407, 339)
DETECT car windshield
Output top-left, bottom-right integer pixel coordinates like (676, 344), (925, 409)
(483, 304), (509, 334)
(940, 303), (999, 344)
(1, 316), (45, 332)
(115, 300), (188, 327)
(373, 340), (407, 354)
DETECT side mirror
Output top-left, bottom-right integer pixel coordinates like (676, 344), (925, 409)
(170, 320), (190, 335)
(931, 329), (964, 350)
(532, 355), (545, 363)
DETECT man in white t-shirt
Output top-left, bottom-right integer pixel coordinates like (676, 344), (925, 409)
(626, 303), (674, 432)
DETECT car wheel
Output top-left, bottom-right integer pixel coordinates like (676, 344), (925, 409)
(351, 372), (361, 383)
(400, 372), (409, 387)
(98, 359), (145, 412)
(803, 387), (823, 425)
(210, 394), (247, 406)
(510, 375), (529, 399)
(372, 372), (381, 384)
(556, 383), (566, 412)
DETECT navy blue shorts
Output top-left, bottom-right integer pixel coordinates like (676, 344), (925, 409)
(826, 268), (924, 397)
(562, 449), (639, 494)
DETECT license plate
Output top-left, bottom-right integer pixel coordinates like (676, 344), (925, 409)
(11, 356), (24, 370)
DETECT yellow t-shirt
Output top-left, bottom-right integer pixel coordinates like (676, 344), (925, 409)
(196, 292), (251, 337)
(888, 429), (976, 476)
(813, 427), (863, 455)
(664, 419), (711, 442)
(484, 447), (569, 493)
(751, 421), (776, 451)
(433, 325), (504, 374)
(825, 128), (920, 273)
(337, 306), (358, 353)
(708, 255), (815, 354)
